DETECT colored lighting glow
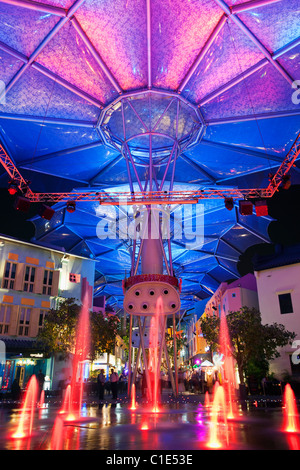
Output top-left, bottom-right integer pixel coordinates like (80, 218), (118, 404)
(283, 384), (300, 433)
(130, 384), (137, 410)
(12, 375), (38, 439)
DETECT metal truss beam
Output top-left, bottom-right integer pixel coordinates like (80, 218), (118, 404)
(1, 131), (298, 203)
(231, 0), (281, 14)
(146, 0), (152, 88)
(71, 17), (122, 94)
(0, 112), (96, 128)
(0, 0), (67, 17)
(206, 109), (300, 125)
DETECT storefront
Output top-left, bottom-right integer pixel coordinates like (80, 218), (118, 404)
(0, 337), (52, 394)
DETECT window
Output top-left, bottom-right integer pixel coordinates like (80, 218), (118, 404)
(278, 293), (293, 314)
(18, 307), (31, 336)
(23, 266), (36, 292)
(2, 261), (17, 289)
(232, 293), (236, 298)
(43, 270), (53, 295)
(38, 309), (48, 333)
(0, 304), (11, 335)
(69, 273), (81, 283)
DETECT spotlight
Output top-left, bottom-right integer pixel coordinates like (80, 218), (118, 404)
(224, 197), (234, 211)
(239, 200), (253, 216)
(254, 199), (268, 217)
(14, 196), (31, 213)
(66, 201), (76, 213)
(39, 204), (55, 220)
(282, 174), (291, 190)
(8, 180), (18, 195)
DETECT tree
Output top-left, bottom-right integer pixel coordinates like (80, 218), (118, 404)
(38, 298), (120, 361)
(37, 298), (79, 357)
(200, 306), (296, 385)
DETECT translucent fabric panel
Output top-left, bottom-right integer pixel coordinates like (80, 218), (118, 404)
(278, 44), (300, 81)
(29, 144), (109, 182)
(151, 0), (223, 89)
(216, 239), (241, 260)
(36, 23), (118, 105)
(75, 0), (147, 91)
(70, 240), (93, 258)
(237, 213), (271, 240)
(184, 142), (268, 179)
(0, 119), (100, 160)
(182, 255), (218, 273)
(201, 64), (295, 120)
(33, 207), (64, 239)
(0, 50), (24, 87)
(38, 225), (82, 250)
(200, 273), (220, 293)
(183, 19), (264, 104)
(212, 261), (239, 279)
(2, 67), (100, 121)
(222, 225), (263, 252)
(174, 251), (213, 267)
(204, 116), (300, 158)
(238, 0), (300, 53)
(0, 3), (59, 57)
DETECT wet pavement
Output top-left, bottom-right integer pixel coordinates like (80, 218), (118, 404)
(0, 392), (299, 451)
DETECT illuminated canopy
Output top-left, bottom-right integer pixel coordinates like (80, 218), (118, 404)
(0, 0), (300, 311)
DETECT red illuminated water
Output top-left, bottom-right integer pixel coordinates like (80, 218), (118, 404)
(130, 383), (137, 410)
(50, 417), (64, 450)
(69, 295), (90, 420)
(219, 311), (237, 419)
(12, 375), (38, 439)
(60, 384), (72, 416)
(207, 382), (228, 449)
(38, 389), (45, 408)
(149, 296), (163, 413)
(283, 384), (300, 433)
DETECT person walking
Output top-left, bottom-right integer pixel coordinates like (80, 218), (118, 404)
(109, 369), (119, 400)
(97, 369), (106, 401)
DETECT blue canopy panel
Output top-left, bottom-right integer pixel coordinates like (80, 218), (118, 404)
(0, 0), (299, 312)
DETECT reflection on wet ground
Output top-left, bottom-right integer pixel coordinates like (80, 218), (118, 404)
(0, 394), (299, 450)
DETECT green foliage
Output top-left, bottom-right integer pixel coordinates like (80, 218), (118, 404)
(37, 298), (79, 358)
(200, 306), (296, 384)
(37, 298), (120, 361)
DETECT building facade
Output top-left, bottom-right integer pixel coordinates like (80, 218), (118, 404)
(254, 245), (300, 380)
(0, 234), (95, 393)
(187, 274), (259, 366)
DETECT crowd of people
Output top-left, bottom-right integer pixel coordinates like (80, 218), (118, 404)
(95, 366), (217, 402)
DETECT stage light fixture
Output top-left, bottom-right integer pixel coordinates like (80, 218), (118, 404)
(39, 204), (55, 221)
(8, 180), (18, 195)
(224, 197), (234, 211)
(254, 199), (268, 217)
(14, 196), (31, 213)
(239, 200), (253, 216)
(66, 201), (76, 213)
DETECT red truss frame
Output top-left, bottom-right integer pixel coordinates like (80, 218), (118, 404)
(1, 131), (299, 206)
